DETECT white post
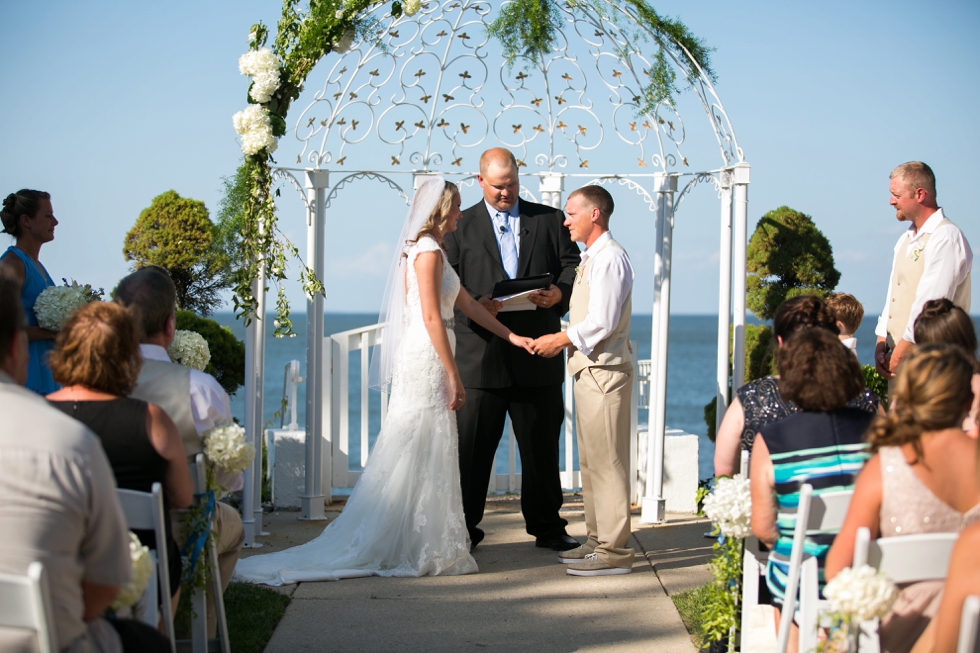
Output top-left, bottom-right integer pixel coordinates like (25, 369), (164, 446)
(715, 172), (734, 435)
(539, 172), (564, 209)
(251, 241), (267, 540)
(301, 170), (329, 520)
(731, 164), (751, 390)
(641, 173), (677, 524)
(243, 309), (256, 546)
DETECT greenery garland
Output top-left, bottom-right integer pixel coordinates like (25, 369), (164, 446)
(233, 0), (712, 332)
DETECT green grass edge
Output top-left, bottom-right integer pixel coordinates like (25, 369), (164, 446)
(671, 583), (712, 649)
(225, 581), (292, 653)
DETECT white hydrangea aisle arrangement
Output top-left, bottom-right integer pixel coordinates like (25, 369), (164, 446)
(33, 279), (104, 331)
(167, 329), (211, 371)
(699, 474), (753, 645)
(203, 422), (256, 479)
(821, 565), (898, 651)
(109, 532), (154, 619)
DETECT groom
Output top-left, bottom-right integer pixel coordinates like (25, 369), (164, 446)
(444, 148), (580, 551)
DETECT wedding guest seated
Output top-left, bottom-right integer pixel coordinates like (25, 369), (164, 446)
(825, 343), (980, 653)
(0, 270), (169, 653)
(825, 292), (864, 357)
(47, 300), (194, 619)
(714, 296), (879, 477)
(750, 327), (875, 652)
(913, 298), (979, 437)
(114, 266), (243, 638)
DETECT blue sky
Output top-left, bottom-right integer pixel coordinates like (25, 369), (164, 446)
(2, 0), (977, 319)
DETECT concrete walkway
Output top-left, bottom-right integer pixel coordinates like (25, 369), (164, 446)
(239, 494), (714, 652)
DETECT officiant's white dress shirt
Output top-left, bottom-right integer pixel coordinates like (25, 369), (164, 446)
(874, 208), (973, 344)
(485, 199), (521, 253)
(566, 231), (635, 356)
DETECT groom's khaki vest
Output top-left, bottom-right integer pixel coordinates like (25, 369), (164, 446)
(567, 238), (633, 377)
(885, 218), (971, 347)
(131, 359), (202, 457)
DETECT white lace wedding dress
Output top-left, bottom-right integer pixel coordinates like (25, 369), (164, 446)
(235, 236), (477, 585)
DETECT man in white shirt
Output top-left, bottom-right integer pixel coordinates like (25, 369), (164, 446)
(532, 186), (636, 576)
(874, 161), (972, 378)
(114, 266), (244, 637)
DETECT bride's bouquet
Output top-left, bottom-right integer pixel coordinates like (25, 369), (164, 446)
(33, 279), (104, 331)
(110, 532), (154, 612)
(167, 329), (211, 371)
(202, 422), (255, 475)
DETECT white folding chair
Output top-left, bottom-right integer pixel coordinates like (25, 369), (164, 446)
(852, 526), (958, 652)
(739, 450), (772, 646)
(178, 454), (231, 653)
(0, 561), (58, 653)
(776, 484), (854, 653)
(957, 595), (980, 653)
(116, 482), (176, 653)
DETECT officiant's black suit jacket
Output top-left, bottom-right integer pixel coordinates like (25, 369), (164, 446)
(444, 199), (580, 388)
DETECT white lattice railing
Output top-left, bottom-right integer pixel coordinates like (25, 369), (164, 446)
(274, 322), (649, 504)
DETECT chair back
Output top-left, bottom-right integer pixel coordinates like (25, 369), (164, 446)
(958, 595), (980, 653)
(0, 561), (58, 653)
(190, 453), (207, 495)
(740, 450), (750, 477)
(854, 526), (957, 583)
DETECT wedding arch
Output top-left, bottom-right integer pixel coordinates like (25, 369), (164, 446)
(233, 0), (750, 544)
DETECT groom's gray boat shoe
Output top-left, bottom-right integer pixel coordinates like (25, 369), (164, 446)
(565, 553), (632, 576)
(557, 545), (593, 564)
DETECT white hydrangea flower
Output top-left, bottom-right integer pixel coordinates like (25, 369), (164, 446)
(233, 104), (278, 156)
(238, 48), (281, 104)
(167, 330), (211, 371)
(203, 423), (255, 475)
(333, 28), (355, 54)
(34, 283), (94, 331)
(824, 565), (899, 622)
(702, 473), (753, 539)
(111, 532), (154, 610)
(404, 0), (421, 16)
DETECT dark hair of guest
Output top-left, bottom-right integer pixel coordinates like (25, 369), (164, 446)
(113, 266), (177, 338)
(772, 295), (839, 341)
(1, 189), (51, 238)
(778, 327), (863, 412)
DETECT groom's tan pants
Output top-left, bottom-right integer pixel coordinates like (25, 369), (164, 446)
(573, 363), (635, 569)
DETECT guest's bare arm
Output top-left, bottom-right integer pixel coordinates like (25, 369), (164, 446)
(456, 289), (534, 353)
(146, 404), (194, 509)
(824, 456), (883, 581)
(82, 581), (120, 621)
(714, 397), (746, 478)
(930, 523), (980, 653)
(416, 251), (465, 409)
(0, 253), (57, 342)
(749, 435), (779, 548)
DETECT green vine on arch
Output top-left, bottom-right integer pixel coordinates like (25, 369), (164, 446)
(233, 0), (712, 334)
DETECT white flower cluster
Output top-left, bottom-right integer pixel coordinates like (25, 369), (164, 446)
(702, 474), (753, 539)
(203, 423), (255, 475)
(333, 28), (355, 54)
(404, 0), (421, 16)
(233, 104), (278, 156)
(239, 48), (281, 103)
(111, 532), (154, 610)
(167, 330), (211, 371)
(824, 565), (898, 622)
(33, 282), (98, 331)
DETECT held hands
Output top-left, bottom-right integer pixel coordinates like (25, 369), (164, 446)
(528, 284), (562, 310)
(531, 332), (570, 358)
(874, 340), (892, 378)
(508, 333), (536, 354)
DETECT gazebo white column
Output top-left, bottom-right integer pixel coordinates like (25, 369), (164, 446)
(243, 225), (267, 547)
(715, 171), (733, 434)
(731, 163), (751, 390)
(641, 172), (677, 524)
(301, 170), (329, 520)
(539, 172), (564, 209)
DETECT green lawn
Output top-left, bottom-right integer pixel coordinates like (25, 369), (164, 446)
(224, 582), (291, 653)
(672, 583), (712, 649)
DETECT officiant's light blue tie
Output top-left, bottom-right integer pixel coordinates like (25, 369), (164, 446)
(495, 212), (519, 279)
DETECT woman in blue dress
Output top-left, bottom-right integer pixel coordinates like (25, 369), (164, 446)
(0, 189), (60, 394)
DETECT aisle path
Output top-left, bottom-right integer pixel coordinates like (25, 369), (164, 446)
(240, 495), (713, 653)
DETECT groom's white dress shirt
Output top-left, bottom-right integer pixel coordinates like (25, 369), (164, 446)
(566, 231), (635, 356)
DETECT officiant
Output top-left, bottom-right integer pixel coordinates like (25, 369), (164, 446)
(444, 148), (580, 551)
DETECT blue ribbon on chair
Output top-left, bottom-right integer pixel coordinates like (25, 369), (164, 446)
(181, 490), (216, 582)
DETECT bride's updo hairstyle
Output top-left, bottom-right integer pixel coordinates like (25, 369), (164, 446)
(405, 180), (460, 250)
(1, 189), (51, 238)
(914, 299), (978, 364)
(772, 295), (839, 342)
(868, 343), (975, 461)
(777, 327), (863, 412)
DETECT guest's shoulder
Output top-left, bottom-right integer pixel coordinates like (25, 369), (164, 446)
(0, 385), (102, 454)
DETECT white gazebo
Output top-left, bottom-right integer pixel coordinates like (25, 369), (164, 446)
(239, 0), (749, 545)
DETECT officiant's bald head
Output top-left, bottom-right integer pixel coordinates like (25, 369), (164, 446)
(478, 148), (519, 212)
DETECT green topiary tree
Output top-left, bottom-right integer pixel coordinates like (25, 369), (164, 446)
(746, 206), (840, 321)
(123, 190), (231, 316)
(176, 310), (246, 396)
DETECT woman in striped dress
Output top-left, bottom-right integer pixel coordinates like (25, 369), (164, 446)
(750, 327), (874, 651)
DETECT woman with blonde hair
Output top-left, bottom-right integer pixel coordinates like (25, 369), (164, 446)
(825, 343), (980, 653)
(236, 177), (534, 585)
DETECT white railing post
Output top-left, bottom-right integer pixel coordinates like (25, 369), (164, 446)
(716, 171), (734, 434)
(301, 170), (328, 520)
(630, 340), (639, 506)
(731, 164), (751, 391)
(642, 173), (677, 524)
(563, 363), (576, 489)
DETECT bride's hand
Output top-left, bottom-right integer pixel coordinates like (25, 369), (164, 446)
(448, 372), (465, 411)
(509, 333), (536, 355)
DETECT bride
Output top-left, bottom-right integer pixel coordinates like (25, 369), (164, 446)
(235, 177), (534, 585)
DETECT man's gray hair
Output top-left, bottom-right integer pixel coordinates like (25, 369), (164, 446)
(890, 161), (936, 198)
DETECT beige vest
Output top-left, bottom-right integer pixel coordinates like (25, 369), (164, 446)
(567, 238), (633, 377)
(131, 359), (202, 457)
(886, 219), (972, 346)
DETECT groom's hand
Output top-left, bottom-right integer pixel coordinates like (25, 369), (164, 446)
(531, 332), (571, 358)
(478, 295), (502, 317)
(529, 284), (561, 309)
